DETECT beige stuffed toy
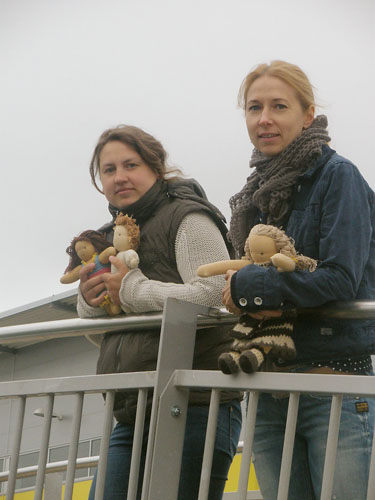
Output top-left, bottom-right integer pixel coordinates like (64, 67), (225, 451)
(109, 213), (140, 314)
(60, 214), (140, 316)
(197, 224), (317, 374)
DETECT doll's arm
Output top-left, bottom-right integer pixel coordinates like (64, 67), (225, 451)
(60, 265), (82, 284)
(271, 253), (296, 272)
(98, 246), (117, 264)
(197, 259), (251, 277)
(124, 249), (139, 269)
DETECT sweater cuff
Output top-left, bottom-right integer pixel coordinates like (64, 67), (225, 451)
(231, 265), (283, 311)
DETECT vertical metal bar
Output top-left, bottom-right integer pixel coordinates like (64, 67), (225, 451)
(45, 472), (64, 500)
(197, 389), (220, 500)
(94, 390), (115, 500)
(238, 392), (259, 500)
(127, 388), (148, 500)
(320, 394), (342, 500)
(34, 394), (54, 500)
(64, 392), (84, 500)
(143, 298), (209, 500)
(277, 392), (300, 500)
(6, 396), (26, 500)
(366, 418), (375, 500)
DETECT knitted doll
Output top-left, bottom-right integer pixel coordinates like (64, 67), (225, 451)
(60, 230), (119, 314)
(60, 214), (140, 316)
(109, 213), (140, 314)
(197, 224), (317, 373)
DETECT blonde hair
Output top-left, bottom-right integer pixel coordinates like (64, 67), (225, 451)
(244, 224), (317, 272)
(238, 60), (315, 112)
(114, 213), (140, 251)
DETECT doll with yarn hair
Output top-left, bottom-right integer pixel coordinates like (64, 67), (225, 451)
(60, 214), (140, 316)
(109, 213), (140, 313)
(197, 224), (317, 374)
(60, 230), (120, 315)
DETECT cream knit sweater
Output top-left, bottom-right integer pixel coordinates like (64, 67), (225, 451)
(78, 212), (229, 320)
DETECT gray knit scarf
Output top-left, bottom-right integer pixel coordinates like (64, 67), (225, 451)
(229, 115), (330, 256)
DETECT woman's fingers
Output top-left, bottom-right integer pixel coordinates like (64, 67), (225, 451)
(79, 264), (107, 306)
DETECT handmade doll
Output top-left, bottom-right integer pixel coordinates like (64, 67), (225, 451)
(60, 215), (140, 316)
(197, 224), (317, 374)
(60, 230), (120, 315)
(110, 213), (140, 313)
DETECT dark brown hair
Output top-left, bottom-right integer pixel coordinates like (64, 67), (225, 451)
(64, 230), (112, 272)
(89, 125), (182, 193)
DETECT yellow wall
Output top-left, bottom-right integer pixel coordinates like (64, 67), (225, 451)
(0, 454), (259, 498)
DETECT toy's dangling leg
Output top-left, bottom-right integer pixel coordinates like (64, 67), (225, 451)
(100, 294), (121, 316)
(218, 349), (241, 374)
(239, 347), (265, 373)
(218, 315), (260, 374)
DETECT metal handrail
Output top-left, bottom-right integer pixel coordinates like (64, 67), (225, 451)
(0, 457), (99, 482)
(0, 441), (243, 482)
(1, 300), (375, 345)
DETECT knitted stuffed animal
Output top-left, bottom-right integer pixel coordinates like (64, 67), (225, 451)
(60, 214), (140, 316)
(197, 224), (317, 374)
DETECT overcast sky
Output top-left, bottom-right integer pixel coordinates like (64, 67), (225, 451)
(1, 0), (374, 314)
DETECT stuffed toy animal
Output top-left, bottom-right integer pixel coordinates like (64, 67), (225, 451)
(197, 224), (317, 374)
(60, 214), (140, 316)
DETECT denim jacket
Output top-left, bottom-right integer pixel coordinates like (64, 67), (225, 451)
(231, 146), (375, 362)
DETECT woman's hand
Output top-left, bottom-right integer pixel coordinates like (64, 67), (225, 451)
(101, 256), (129, 306)
(222, 270), (242, 315)
(222, 269), (283, 319)
(79, 263), (107, 307)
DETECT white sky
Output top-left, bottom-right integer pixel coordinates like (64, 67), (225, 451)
(1, 0), (374, 314)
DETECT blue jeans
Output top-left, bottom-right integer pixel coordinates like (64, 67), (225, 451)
(88, 401), (242, 500)
(252, 391), (374, 500)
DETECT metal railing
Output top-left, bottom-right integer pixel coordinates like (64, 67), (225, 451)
(0, 298), (375, 500)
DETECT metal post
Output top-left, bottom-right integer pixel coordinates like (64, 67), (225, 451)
(6, 396), (26, 500)
(277, 393), (300, 500)
(238, 391), (259, 500)
(197, 389), (220, 500)
(94, 390), (115, 500)
(64, 392), (84, 500)
(143, 298), (210, 500)
(127, 388), (148, 500)
(320, 394), (342, 500)
(34, 394), (54, 500)
(45, 472), (64, 500)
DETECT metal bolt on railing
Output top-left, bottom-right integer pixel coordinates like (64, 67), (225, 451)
(171, 405), (182, 417)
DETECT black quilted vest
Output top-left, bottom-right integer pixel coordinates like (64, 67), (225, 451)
(96, 179), (239, 424)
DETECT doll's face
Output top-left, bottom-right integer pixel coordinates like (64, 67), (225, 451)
(248, 234), (277, 264)
(75, 240), (96, 261)
(114, 225), (131, 252)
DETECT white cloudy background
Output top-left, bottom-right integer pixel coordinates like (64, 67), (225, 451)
(1, 0), (374, 313)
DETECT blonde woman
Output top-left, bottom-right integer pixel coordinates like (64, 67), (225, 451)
(222, 61), (375, 500)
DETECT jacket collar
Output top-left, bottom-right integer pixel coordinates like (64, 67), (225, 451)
(299, 145), (336, 180)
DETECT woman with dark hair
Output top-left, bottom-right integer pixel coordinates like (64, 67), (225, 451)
(78, 125), (242, 500)
(222, 60), (375, 499)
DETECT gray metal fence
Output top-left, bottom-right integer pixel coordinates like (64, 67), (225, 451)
(1, 298), (375, 500)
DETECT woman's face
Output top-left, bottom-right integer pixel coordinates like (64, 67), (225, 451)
(245, 75), (315, 156)
(99, 141), (158, 208)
